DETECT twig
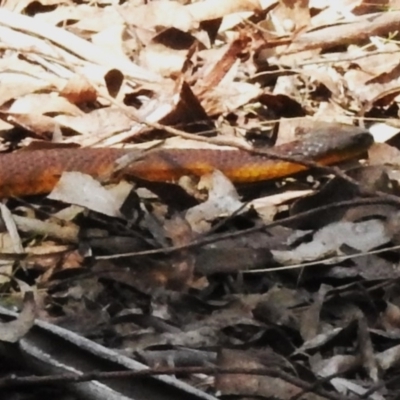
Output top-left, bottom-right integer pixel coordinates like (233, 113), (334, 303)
(0, 365), (357, 400)
(96, 196), (399, 260)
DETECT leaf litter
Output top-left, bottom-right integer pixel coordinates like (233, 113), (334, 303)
(2, 0), (400, 399)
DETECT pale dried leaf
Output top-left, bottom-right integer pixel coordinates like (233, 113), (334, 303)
(0, 9), (160, 82)
(125, 1), (195, 32)
(10, 93), (82, 115)
(328, 378), (384, 400)
(55, 107), (134, 138)
(48, 172), (129, 217)
(376, 344), (400, 370)
(272, 219), (392, 265)
(0, 72), (51, 107)
(0, 203), (23, 254)
(12, 214), (80, 244)
(187, 0), (262, 23)
(185, 170), (244, 233)
(0, 292), (36, 343)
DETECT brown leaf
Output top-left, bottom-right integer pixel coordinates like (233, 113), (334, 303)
(60, 74), (97, 104)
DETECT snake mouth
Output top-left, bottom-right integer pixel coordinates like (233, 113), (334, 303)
(342, 131), (374, 152)
(314, 131), (374, 167)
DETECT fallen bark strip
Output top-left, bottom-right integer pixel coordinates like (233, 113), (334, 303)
(276, 11), (400, 53)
